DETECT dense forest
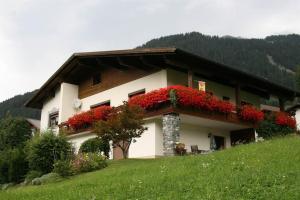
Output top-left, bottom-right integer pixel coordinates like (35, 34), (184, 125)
(140, 32), (300, 89)
(0, 91), (41, 120)
(1, 32), (300, 120)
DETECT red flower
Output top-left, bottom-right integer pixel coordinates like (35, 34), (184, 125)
(238, 105), (264, 123)
(128, 85), (234, 114)
(92, 106), (112, 121)
(275, 112), (296, 129)
(67, 106), (112, 130)
(128, 88), (169, 109)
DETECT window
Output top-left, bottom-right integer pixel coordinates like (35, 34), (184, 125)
(90, 100), (111, 109)
(49, 112), (59, 128)
(223, 96), (230, 101)
(128, 89), (146, 99)
(92, 73), (101, 85)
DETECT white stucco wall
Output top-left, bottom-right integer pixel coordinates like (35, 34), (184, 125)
(59, 83), (79, 123)
(80, 70), (167, 110)
(295, 110), (300, 130)
(155, 119), (164, 156)
(40, 88), (61, 131)
(128, 120), (157, 158)
(180, 123), (231, 152)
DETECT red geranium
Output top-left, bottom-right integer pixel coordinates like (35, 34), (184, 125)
(67, 106), (112, 130)
(275, 112), (296, 129)
(238, 105), (264, 123)
(128, 88), (169, 109)
(128, 85), (234, 114)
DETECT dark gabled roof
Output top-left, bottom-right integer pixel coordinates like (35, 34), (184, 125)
(25, 48), (300, 109)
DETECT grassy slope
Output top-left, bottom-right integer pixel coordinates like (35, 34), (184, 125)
(1, 136), (300, 200)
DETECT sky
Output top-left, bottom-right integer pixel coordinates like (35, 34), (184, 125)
(0, 0), (300, 102)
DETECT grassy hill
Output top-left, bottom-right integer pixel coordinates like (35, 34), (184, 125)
(1, 136), (300, 200)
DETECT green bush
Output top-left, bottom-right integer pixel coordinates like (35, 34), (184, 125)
(79, 137), (110, 157)
(71, 153), (107, 173)
(0, 117), (32, 150)
(53, 160), (74, 177)
(257, 119), (294, 138)
(26, 131), (73, 174)
(0, 148), (28, 184)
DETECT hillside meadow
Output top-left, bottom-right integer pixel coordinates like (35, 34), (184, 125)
(1, 135), (300, 200)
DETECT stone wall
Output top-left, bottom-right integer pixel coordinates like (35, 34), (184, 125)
(162, 113), (180, 156)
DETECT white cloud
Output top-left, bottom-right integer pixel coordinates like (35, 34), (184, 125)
(0, 0), (299, 102)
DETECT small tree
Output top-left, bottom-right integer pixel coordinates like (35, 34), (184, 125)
(93, 102), (147, 159)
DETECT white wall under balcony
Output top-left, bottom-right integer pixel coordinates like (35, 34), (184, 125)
(129, 119), (157, 158)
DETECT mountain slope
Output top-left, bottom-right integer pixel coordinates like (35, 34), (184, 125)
(0, 91), (41, 120)
(140, 32), (300, 89)
(1, 136), (300, 199)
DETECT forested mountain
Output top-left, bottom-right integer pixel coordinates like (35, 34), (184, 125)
(0, 91), (41, 120)
(1, 32), (300, 120)
(140, 32), (300, 89)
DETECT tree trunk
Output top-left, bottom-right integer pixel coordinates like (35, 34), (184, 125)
(122, 149), (128, 159)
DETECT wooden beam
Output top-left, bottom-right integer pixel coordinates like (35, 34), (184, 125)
(139, 56), (161, 69)
(96, 58), (125, 71)
(235, 83), (241, 108)
(116, 57), (131, 69)
(279, 98), (285, 111)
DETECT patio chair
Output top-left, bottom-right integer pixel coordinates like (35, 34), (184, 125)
(191, 145), (202, 154)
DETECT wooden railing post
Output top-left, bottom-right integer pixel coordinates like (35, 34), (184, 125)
(235, 83), (241, 108)
(279, 98), (285, 111)
(188, 69), (193, 88)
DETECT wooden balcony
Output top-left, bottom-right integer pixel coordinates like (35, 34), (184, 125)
(60, 103), (255, 136)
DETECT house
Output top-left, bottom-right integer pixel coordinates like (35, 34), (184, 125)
(25, 48), (299, 159)
(287, 103), (300, 130)
(25, 118), (40, 135)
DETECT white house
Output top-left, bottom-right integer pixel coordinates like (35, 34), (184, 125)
(25, 48), (299, 159)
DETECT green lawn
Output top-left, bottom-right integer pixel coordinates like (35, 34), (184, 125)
(1, 136), (300, 200)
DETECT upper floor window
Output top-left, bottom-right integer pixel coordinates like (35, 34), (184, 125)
(49, 112), (59, 128)
(90, 100), (111, 109)
(92, 73), (101, 85)
(128, 89), (146, 99)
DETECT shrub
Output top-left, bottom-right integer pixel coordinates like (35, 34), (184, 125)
(275, 112), (296, 128)
(0, 117), (32, 150)
(71, 153), (107, 173)
(257, 113), (295, 139)
(26, 131), (73, 174)
(53, 160), (74, 177)
(0, 148), (28, 184)
(31, 173), (62, 185)
(79, 137), (110, 157)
